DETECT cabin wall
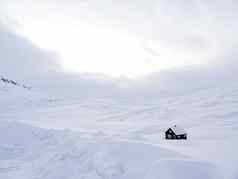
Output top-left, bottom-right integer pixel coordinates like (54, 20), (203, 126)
(165, 130), (187, 140)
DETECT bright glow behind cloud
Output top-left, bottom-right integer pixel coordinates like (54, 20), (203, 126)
(2, 0), (236, 77)
(23, 24), (151, 77)
(21, 22), (201, 78)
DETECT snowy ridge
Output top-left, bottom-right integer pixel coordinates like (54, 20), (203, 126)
(0, 122), (224, 179)
(0, 76), (31, 92)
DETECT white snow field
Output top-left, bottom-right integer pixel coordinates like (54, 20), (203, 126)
(0, 78), (238, 179)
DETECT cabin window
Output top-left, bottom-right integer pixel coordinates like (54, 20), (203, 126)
(177, 136), (180, 139)
(167, 134), (171, 139)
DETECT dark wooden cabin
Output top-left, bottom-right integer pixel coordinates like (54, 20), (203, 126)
(165, 125), (187, 140)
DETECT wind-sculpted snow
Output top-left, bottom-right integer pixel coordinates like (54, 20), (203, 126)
(145, 159), (223, 179)
(0, 122), (224, 179)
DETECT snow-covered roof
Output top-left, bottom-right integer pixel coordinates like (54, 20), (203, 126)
(170, 125), (186, 135)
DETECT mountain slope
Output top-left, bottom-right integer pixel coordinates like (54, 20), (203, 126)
(0, 79), (238, 179)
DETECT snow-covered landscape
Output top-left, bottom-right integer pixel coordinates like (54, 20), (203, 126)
(0, 75), (238, 179)
(1, 0), (238, 178)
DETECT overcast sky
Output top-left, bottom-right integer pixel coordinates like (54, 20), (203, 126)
(1, 0), (238, 78)
(0, 0), (238, 96)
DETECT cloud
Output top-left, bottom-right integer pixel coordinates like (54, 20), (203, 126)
(2, 0), (238, 74)
(0, 22), (62, 80)
(132, 50), (238, 99)
(0, 23), (119, 98)
(0, 0), (237, 100)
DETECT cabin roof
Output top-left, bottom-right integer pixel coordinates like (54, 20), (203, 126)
(169, 125), (186, 135)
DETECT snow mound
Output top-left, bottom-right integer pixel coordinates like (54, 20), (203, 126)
(145, 159), (223, 179)
(0, 122), (190, 179)
(26, 140), (187, 179)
